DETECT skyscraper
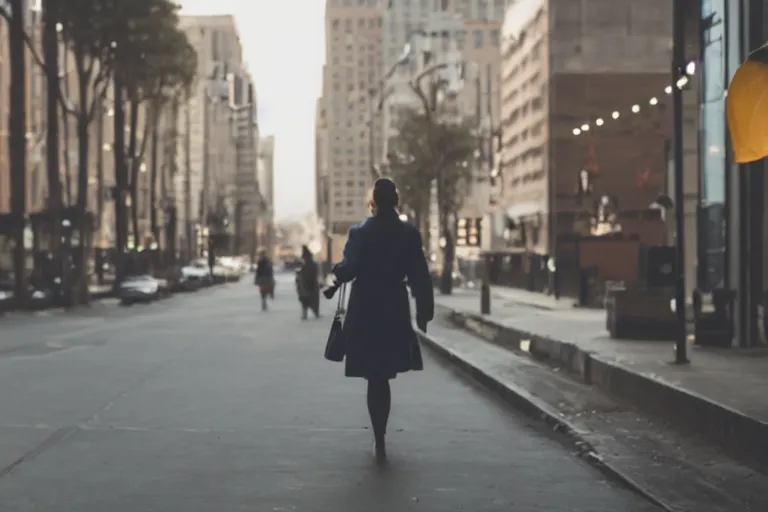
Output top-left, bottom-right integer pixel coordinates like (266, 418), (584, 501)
(322, 0), (383, 242)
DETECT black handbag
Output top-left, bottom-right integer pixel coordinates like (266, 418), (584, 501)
(324, 283), (347, 362)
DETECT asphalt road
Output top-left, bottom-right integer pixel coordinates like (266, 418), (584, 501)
(0, 273), (661, 511)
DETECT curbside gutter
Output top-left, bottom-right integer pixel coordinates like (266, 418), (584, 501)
(414, 324), (675, 512)
(443, 309), (768, 469)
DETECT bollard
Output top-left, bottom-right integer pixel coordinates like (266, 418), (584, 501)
(480, 255), (491, 315)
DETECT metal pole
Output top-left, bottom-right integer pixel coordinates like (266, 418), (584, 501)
(672, 0), (689, 364)
(369, 89), (377, 180)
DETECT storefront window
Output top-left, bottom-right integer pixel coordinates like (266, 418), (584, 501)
(699, 0), (727, 291)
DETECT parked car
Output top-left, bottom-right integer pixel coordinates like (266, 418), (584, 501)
(180, 265), (209, 290)
(0, 288), (12, 315)
(117, 275), (161, 305)
(0, 276), (58, 312)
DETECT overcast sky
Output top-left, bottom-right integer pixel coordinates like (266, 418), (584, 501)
(179, 0), (325, 221)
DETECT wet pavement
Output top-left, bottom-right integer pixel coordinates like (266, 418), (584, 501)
(0, 274), (661, 511)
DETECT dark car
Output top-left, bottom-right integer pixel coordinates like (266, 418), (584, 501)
(0, 287), (12, 315)
(117, 275), (162, 305)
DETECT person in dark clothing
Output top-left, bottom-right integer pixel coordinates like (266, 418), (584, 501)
(254, 251), (275, 311)
(331, 178), (434, 464)
(296, 245), (320, 319)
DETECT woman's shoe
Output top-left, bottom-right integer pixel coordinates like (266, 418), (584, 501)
(373, 437), (386, 465)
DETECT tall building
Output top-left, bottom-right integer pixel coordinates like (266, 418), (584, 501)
(257, 135), (275, 254)
(497, 0), (672, 260)
(229, 71), (260, 258)
(380, 0), (507, 261)
(314, 97), (332, 262)
(178, 14), (243, 254)
(323, 0), (383, 243)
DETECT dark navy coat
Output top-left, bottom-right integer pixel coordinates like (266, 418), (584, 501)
(332, 210), (434, 379)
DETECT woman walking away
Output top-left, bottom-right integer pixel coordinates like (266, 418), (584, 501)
(254, 250), (275, 311)
(297, 245), (320, 319)
(331, 178), (434, 464)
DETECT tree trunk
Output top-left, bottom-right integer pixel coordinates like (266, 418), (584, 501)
(150, 106), (159, 246)
(439, 211), (454, 295)
(95, 97), (104, 284)
(43, 0), (63, 299)
(74, 110), (90, 304)
(127, 99), (139, 246)
(62, 72), (72, 206)
(184, 101), (192, 259)
(437, 171), (453, 295)
(112, 74), (128, 286)
(8, 0), (27, 308)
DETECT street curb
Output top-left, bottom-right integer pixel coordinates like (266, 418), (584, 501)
(414, 326), (674, 512)
(444, 308), (768, 468)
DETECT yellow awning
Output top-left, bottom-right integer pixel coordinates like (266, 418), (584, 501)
(726, 43), (768, 163)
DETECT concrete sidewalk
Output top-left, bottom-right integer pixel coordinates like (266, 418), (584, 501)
(437, 288), (768, 467)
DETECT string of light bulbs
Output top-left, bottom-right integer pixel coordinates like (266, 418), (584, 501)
(571, 60), (697, 137)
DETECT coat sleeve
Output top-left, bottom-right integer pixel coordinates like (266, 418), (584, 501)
(405, 229), (434, 323)
(332, 226), (362, 283)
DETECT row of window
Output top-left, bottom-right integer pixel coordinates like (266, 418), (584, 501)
(508, 168), (546, 188)
(331, 17), (382, 31)
(386, 0), (507, 21)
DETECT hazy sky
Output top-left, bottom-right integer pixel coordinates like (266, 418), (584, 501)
(179, 0), (325, 221)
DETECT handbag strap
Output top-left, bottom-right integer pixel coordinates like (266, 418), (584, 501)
(336, 283), (347, 313)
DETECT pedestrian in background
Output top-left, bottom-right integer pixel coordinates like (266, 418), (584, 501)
(330, 177), (433, 464)
(296, 245), (320, 320)
(254, 250), (275, 311)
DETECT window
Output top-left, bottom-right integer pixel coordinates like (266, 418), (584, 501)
(211, 30), (220, 59)
(491, 29), (499, 46)
(474, 30), (483, 48)
(698, 0), (726, 291)
(332, 19), (340, 30)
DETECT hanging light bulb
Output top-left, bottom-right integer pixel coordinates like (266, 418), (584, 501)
(649, 97), (658, 105)
(612, 111), (620, 119)
(631, 104), (640, 113)
(595, 118), (604, 126)
(581, 124), (589, 131)
(665, 85), (673, 94)
(573, 128), (581, 135)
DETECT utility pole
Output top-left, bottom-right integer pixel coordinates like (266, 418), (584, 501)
(8, 0), (27, 306)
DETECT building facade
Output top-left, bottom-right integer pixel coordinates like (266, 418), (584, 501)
(257, 135), (275, 255)
(323, 0), (383, 238)
(691, 0), (768, 348)
(178, 14), (243, 254)
(497, 0), (673, 259)
(228, 72), (260, 258)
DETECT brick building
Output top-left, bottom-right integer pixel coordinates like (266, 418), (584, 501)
(497, 0), (673, 258)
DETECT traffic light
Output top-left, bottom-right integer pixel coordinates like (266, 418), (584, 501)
(455, 217), (482, 247)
